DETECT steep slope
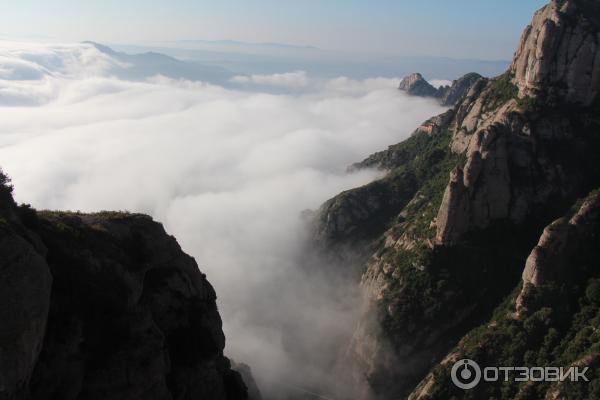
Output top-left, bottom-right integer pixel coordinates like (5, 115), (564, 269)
(410, 189), (600, 400)
(0, 171), (249, 400)
(313, 0), (600, 398)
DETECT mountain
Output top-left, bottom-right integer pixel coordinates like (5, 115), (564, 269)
(398, 72), (483, 106)
(83, 42), (233, 84)
(312, 0), (600, 398)
(0, 173), (251, 400)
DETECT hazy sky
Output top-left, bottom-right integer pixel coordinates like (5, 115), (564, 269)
(1, 0), (547, 59)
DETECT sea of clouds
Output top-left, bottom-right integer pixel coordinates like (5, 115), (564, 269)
(0, 40), (445, 398)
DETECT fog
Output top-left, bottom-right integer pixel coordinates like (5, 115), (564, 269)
(0, 41), (445, 398)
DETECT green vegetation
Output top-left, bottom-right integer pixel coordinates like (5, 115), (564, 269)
(0, 169), (12, 191)
(357, 128), (539, 373)
(403, 131), (466, 238)
(378, 221), (539, 351)
(0, 169), (14, 205)
(319, 128), (463, 246)
(419, 191), (600, 400)
(487, 72), (519, 107)
(484, 72), (537, 112)
(361, 128), (465, 240)
(37, 210), (132, 219)
(424, 278), (600, 400)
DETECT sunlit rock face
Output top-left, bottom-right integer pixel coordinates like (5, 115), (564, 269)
(511, 0), (600, 107)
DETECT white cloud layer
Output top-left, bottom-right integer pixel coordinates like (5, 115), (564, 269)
(230, 70), (309, 88)
(0, 40), (445, 397)
(428, 78), (453, 88)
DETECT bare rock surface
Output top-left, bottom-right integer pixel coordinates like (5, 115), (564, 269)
(398, 72), (483, 106)
(398, 73), (439, 97)
(511, 0), (600, 106)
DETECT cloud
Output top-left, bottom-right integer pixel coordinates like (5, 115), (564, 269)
(428, 78), (452, 88)
(230, 70), (309, 88)
(0, 41), (445, 398)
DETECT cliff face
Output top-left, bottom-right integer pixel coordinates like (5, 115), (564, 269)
(511, 0), (600, 106)
(314, 0), (600, 398)
(0, 174), (248, 400)
(435, 0), (600, 246)
(410, 190), (600, 400)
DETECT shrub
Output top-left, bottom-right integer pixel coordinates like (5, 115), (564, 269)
(586, 279), (600, 305)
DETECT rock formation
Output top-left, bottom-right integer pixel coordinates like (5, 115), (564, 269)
(398, 72), (483, 106)
(438, 72), (483, 106)
(511, 0), (600, 106)
(515, 189), (600, 317)
(409, 189), (600, 400)
(435, 0), (600, 246)
(398, 73), (440, 98)
(0, 171), (249, 400)
(313, 0), (600, 398)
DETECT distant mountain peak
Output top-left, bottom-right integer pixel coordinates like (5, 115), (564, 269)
(398, 72), (482, 106)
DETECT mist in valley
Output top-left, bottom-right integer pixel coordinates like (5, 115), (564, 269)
(0, 41), (447, 399)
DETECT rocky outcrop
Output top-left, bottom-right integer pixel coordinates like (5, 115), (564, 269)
(398, 72), (483, 106)
(515, 189), (600, 316)
(0, 171), (249, 400)
(231, 362), (262, 400)
(438, 72), (483, 106)
(408, 189), (600, 400)
(434, 0), (600, 245)
(511, 0), (600, 106)
(398, 73), (439, 97)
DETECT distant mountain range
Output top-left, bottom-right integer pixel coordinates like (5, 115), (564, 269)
(83, 41), (234, 84)
(107, 41), (510, 81)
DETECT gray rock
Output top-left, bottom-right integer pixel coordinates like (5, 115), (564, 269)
(516, 190), (600, 316)
(511, 0), (600, 106)
(398, 73), (439, 97)
(439, 72), (483, 106)
(399, 72), (483, 106)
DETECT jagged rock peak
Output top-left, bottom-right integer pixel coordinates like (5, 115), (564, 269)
(439, 72), (483, 106)
(511, 0), (600, 106)
(398, 73), (439, 97)
(398, 72), (483, 106)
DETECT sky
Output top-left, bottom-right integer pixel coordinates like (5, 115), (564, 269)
(1, 0), (548, 60)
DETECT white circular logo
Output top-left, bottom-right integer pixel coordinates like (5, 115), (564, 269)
(451, 359), (481, 390)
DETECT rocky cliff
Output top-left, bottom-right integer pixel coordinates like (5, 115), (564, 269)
(0, 172), (249, 400)
(314, 0), (600, 398)
(409, 189), (600, 400)
(398, 73), (440, 98)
